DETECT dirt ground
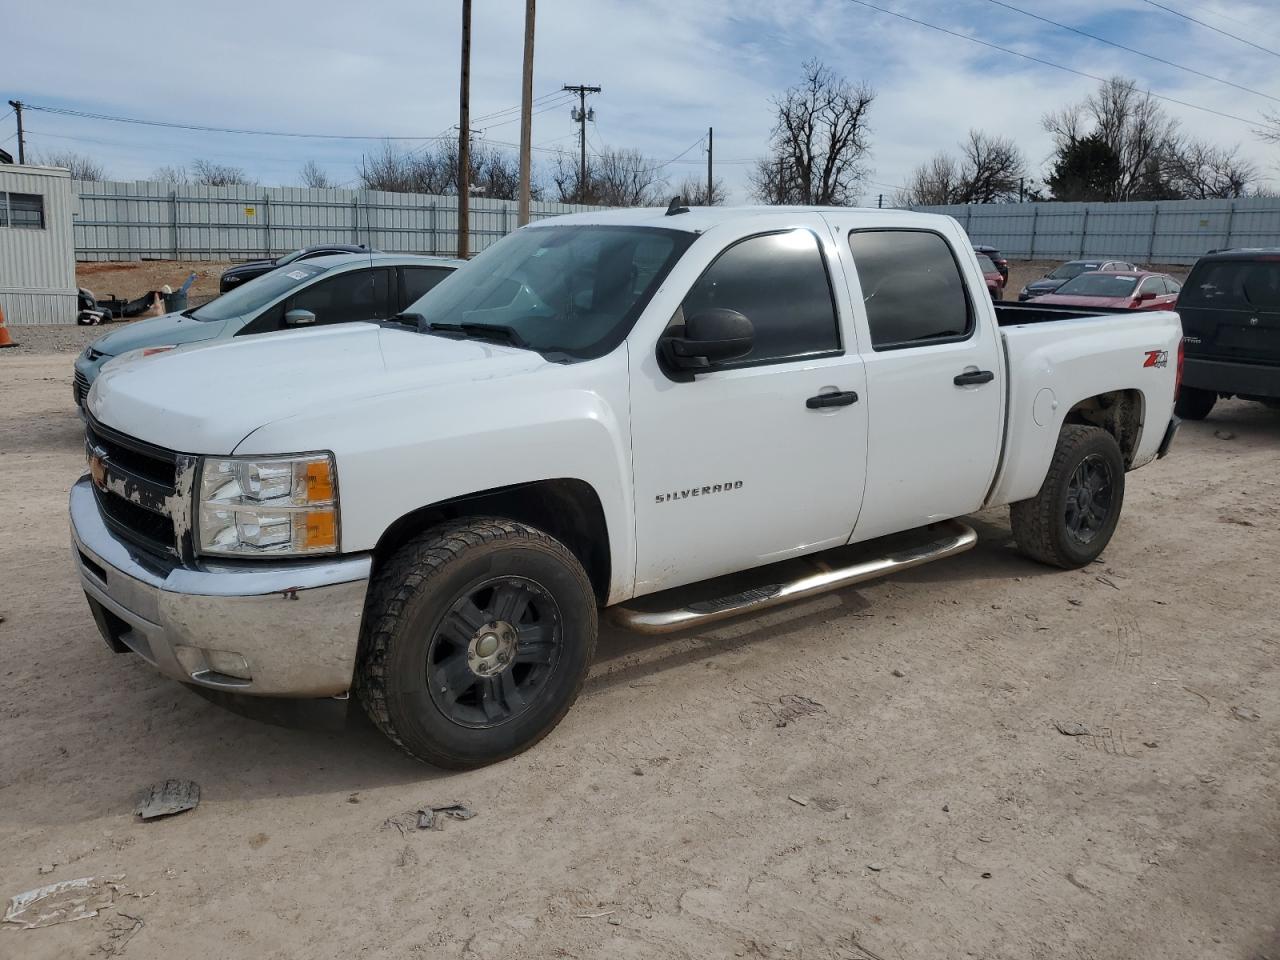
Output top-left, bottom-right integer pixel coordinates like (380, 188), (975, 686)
(1, 349), (1277, 960)
(76, 261), (230, 309)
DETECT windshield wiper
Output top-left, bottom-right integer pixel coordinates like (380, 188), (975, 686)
(426, 321), (531, 349)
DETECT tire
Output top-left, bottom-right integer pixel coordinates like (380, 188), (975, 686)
(356, 518), (597, 769)
(1175, 386), (1216, 420)
(1010, 425), (1126, 570)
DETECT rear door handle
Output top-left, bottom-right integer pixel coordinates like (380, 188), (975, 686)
(953, 369), (995, 386)
(806, 390), (859, 409)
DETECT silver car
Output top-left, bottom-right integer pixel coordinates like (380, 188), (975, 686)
(73, 253), (462, 405)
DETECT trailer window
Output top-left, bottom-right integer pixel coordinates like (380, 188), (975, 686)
(849, 229), (972, 350)
(6, 192), (45, 229)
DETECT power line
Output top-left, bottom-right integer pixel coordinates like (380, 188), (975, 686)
(471, 89), (565, 125)
(842, 0), (1280, 135)
(1136, 0), (1280, 60)
(23, 103), (455, 141)
(978, 0), (1280, 104)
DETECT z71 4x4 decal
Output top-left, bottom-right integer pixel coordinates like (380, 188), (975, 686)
(1144, 350), (1169, 368)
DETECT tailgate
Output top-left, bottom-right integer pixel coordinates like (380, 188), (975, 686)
(1179, 258), (1280, 364)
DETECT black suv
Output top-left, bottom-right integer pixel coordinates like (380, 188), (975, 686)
(1176, 248), (1280, 420)
(219, 244), (375, 293)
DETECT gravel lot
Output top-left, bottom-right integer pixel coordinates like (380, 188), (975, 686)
(0, 348), (1276, 960)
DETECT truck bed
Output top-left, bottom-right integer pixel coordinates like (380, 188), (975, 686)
(995, 301), (1132, 326)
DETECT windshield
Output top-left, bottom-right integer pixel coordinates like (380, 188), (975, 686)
(1055, 273), (1140, 297)
(405, 225), (695, 358)
(1049, 262), (1100, 280)
(192, 263), (328, 321)
(976, 254), (998, 274)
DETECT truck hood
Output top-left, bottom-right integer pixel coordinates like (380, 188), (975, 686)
(1032, 293), (1135, 309)
(90, 312), (228, 357)
(86, 323), (547, 453)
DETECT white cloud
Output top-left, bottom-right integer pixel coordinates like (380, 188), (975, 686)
(4, 0), (1277, 198)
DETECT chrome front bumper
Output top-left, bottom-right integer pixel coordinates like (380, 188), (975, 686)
(69, 476), (372, 697)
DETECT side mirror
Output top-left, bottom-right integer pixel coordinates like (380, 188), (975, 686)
(1136, 290), (1157, 302)
(284, 308), (317, 327)
(659, 308), (754, 374)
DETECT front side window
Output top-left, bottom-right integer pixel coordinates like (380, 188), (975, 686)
(849, 229), (971, 350)
(6, 192), (44, 229)
(406, 225), (694, 359)
(290, 268), (391, 325)
(1138, 277), (1163, 297)
(678, 230), (840, 365)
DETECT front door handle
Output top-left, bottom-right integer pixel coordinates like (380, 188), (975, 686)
(806, 390), (859, 409)
(953, 369), (995, 386)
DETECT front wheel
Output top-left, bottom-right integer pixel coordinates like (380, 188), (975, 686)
(356, 518), (597, 768)
(1010, 425), (1126, 569)
(1175, 386), (1216, 420)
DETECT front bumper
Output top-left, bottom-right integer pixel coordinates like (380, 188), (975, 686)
(70, 476), (372, 697)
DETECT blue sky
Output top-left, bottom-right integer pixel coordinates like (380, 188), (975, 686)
(3, 0), (1277, 201)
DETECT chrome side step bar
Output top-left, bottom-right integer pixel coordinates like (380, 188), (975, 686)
(610, 519), (978, 635)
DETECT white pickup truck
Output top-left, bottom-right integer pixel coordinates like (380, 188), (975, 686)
(72, 205), (1182, 767)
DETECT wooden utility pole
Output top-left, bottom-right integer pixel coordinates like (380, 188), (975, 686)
(7, 100), (25, 164)
(706, 127), (713, 204)
(517, 0), (536, 226)
(562, 84), (600, 200)
(457, 0), (472, 258)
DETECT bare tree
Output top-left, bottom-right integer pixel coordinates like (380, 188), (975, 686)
(189, 158), (255, 186)
(1043, 77), (1179, 201)
(357, 140), (533, 199)
(749, 59), (875, 205)
(674, 174), (728, 206)
(1168, 141), (1258, 199)
(552, 147), (666, 206)
(898, 131), (1026, 206)
(299, 160), (334, 189)
(35, 150), (106, 181)
(151, 164), (191, 185)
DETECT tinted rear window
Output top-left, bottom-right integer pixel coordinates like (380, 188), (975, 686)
(849, 230), (972, 349)
(1181, 259), (1280, 311)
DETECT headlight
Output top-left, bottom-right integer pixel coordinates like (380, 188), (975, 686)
(197, 453), (339, 557)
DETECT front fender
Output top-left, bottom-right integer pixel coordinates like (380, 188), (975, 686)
(235, 348), (637, 603)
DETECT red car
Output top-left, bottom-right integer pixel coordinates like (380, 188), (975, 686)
(976, 253), (1005, 301)
(1030, 270), (1181, 311)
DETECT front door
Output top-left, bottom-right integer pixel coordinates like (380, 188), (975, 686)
(629, 223), (869, 596)
(838, 226), (1005, 543)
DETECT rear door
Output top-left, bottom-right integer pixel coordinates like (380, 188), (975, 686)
(1178, 257), (1280, 364)
(838, 225), (1005, 543)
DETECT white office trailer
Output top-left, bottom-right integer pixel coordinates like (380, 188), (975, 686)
(0, 164), (77, 324)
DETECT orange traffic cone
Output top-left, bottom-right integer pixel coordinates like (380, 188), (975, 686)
(0, 304), (16, 349)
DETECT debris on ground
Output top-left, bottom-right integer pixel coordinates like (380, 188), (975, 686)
(770, 695), (825, 727)
(575, 910), (615, 919)
(36, 864), (54, 875)
(1095, 575), (1120, 590)
(1213, 430), (1236, 441)
(1218, 516), (1255, 527)
(788, 795), (809, 807)
(346, 793), (360, 804)
(1143, 741), (1159, 748)
(812, 797), (841, 812)
(1054, 721), (1092, 737)
(1231, 706), (1260, 722)
(891, 669), (905, 678)
(416, 803), (476, 830)
(134, 779), (200, 820)
(1067, 599), (1083, 606)
(98, 910), (144, 956)
(866, 863), (884, 872)
(3, 875), (126, 929)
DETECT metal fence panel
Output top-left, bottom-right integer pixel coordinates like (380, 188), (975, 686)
(72, 180), (608, 261)
(908, 197), (1280, 264)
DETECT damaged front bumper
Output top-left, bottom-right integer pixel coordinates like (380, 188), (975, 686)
(69, 476), (371, 697)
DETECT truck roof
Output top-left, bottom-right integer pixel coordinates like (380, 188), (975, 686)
(536, 204), (949, 234)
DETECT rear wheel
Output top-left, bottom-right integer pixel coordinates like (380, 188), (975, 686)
(1010, 425), (1126, 569)
(356, 518), (597, 768)
(1175, 386), (1216, 420)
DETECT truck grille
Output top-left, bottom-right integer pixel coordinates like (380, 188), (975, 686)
(84, 417), (191, 558)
